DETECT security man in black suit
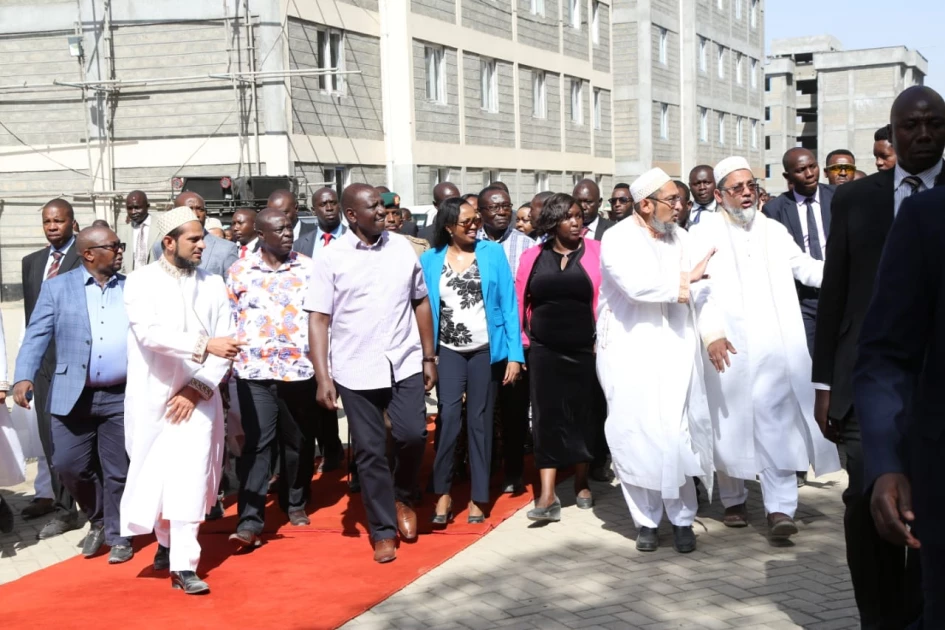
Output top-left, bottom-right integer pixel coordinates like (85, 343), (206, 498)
(814, 85), (945, 629)
(572, 178), (614, 241)
(20, 198), (82, 539)
(762, 147), (835, 356)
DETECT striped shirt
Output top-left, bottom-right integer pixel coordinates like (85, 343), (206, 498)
(894, 161), (942, 216)
(477, 224), (533, 278)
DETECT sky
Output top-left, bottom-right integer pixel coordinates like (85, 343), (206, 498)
(765, 0), (945, 96)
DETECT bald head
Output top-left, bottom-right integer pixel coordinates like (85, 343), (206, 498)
(267, 189), (300, 228)
(890, 85), (945, 174)
(573, 178), (602, 224)
(255, 207), (286, 231)
(254, 208), (294, 258)
(77, 226), (123, 278)
(342, 183), (385, 239)
(76, 226), (114, 253)
(688, 166), (716, 206)
(433, 182), (461, 208)
(125, 190), (149, 225)
(342, 183), (376, 210)
(174, 191), (207, 226)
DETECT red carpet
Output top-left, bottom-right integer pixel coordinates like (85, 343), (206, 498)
(0, 421), (536, 629)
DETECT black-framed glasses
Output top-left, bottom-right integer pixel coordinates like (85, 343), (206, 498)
(718, 180), (759, 196)
(608, 196), (631, 205)
(88, 242), (126, 253)
(455, 215), (483, 229)
(482, 203), (513, 214)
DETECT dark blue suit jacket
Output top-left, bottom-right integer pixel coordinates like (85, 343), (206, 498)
(854, 186), (945, 544)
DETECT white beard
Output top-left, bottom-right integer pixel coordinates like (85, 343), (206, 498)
(721, 202), (757, 226)
(649, 215), (677, 235)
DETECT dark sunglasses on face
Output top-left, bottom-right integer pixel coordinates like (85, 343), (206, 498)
(88, 242), (126, 253)
(455, 215), (483, 228)
(608, 196), (631, 205)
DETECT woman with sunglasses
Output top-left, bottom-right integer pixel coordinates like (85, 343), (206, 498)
(420, 197), (524, 526)
(516, 193), (605, 522)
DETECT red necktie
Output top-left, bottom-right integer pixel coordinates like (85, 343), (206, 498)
(322, 233), (333, 247)
(240, 245), (248, 259)
(46, 251), (63, 280)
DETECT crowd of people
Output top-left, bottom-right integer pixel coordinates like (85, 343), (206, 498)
(0, 84), (942, 626)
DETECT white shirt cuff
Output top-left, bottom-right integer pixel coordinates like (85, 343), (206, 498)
(812, 383), (831, 391)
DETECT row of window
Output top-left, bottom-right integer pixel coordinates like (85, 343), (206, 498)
(530, 0), (604, 45)
(717, 0), (761, 27)
(698, 37), (759, 88)
(695, 107), (760, 148)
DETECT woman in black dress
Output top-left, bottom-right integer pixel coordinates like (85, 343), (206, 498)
(515, 193), (605, 521)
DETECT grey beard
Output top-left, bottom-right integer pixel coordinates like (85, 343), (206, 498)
(649, 215), (677, 235)
(723, 203), (757, 226)
(173, 252), (199, 271)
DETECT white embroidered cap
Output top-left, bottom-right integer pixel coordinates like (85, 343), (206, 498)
(204, 217), (224, 231)
(629, 167), (672, 203)
(156, 205), (201, 240)
(714, 156), (753, 186)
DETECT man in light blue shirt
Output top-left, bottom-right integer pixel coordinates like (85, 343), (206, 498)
(13, 226), (132, 564)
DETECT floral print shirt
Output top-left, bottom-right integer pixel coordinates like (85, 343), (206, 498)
(439, 260), (488, 352)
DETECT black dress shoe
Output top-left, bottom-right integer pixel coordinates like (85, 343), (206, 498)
(153, 544), (170, 571)
(672, 525), (696, 553)
(21, 497), (55, 520)
(322, 446), (344, 473)
(171, 570), (210, 595)
(108, 544), (134, 564)
(0, 497), (13, 534)
(636, 526), (659, 552)
(82, 525), (106, 557)
(205, 499), (225, 521)
(348, 469), (361, 494)
(37, 516), (81, 540)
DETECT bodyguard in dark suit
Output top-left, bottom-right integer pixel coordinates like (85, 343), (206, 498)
(814, 85), (945, 629)
(762, 147), (834, 355)
(20, 198), (82, 538)
(418, 182), (462, 243)
(293, 187), (347, 261)
(14, 226), (132, 563)
(573, 178), (614, 241)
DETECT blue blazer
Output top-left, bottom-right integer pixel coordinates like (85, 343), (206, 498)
(420, 240), (525, 365)
(14, 268), (124, 417)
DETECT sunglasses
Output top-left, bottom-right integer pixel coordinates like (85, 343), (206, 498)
(608, 196), (631, 205)
(455, 215), (483, 228)
(87, 242), (126, 253)
(825, 164), (856, 174)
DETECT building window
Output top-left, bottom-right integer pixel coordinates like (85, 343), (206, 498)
(717, 0), (724, 9)
(480, 58), (498, 112)
(483, 170), (498, 189)
(699, 107), (708, 142)
(323, 166), (348, 196)
(717, 46), (725, 79)
(530, 0), (545, 17)
(736, 116), (743, 146)
(533, 70), (547, 119)
(699, 37), (707, 73)
(424, 46), (446, 104)
(718, 112), (726, 145)
(735, 0), (742, 20)
(658, 27), (668, 65)
(535, 171), (549, 193)
(592, 2), (600, 45)
(764, 106), (770, 121)
(765, 164), (771, 179)
(593, 88), (602, 130)
(571, 79), (583, 124)
(765, 76), (771, 92)
(765, 135), (771, 150)
(659, 103), (669, 139)
(317, 30), (345, 94)
(433, 167), (450, 187)
(568, 0), (581, 29)
(572, 172), (583, 186)
(750, 0), (759, 28)
(751, 119), (758, 148)
(750, 59), (758, 89)
(736, 53), (743, 85)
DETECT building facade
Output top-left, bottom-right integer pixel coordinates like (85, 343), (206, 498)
(763, 35), (927, 194)
(0, 0), (764, 300)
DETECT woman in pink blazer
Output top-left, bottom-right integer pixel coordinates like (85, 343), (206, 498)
(515, 193), (605, 523)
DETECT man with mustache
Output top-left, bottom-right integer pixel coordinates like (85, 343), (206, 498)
(689, 156), (841, 542)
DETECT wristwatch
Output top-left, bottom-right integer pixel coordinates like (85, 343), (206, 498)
(422, 356), (438, 365)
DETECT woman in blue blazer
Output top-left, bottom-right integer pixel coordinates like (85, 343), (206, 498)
(420, 197), (524, 527)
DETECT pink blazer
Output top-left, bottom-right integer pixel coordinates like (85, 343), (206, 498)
(515, 238), (603, 348)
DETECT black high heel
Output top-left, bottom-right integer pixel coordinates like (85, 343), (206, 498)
(431, 499), (453, 527)
(467, 502), (486, 524)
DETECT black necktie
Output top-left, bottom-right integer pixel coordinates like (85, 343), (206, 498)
(902, 175), (922, 194)
(805, 197), (823, 260)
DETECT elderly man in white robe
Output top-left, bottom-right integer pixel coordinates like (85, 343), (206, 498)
(120, 206), (242, 595)
(597, 167), (716, 554)
(689, 156), (841, 540)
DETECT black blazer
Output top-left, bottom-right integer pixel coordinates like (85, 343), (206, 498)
(591, 216), (615, 241)
(813, 166), (945, 420)
(298, 219), (316, 239)
(22, 242), (81, 325)
(854, 186), (945, 542)
(763, 184), (834, 302)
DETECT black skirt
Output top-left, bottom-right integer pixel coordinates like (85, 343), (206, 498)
(528, 340), (603, 469)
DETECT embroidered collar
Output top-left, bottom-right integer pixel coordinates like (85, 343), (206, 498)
(159, 256), (196, 278)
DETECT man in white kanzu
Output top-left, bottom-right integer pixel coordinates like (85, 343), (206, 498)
(689, 156), (841, 540)
(597, 167), (715, 554)
(120, 206), (242, 594)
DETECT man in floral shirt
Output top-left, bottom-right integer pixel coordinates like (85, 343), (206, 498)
(225, 208), (330, 549)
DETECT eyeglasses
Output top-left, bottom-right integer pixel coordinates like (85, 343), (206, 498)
(482, 203), (513, 214)
(650, 195), (682, 207)
(718, 181), (760, 196)
(455, 215), (483, 228)
(608, 196), (631, 205)
(88, 242), (126, 253)
(825, 164), (856, 174)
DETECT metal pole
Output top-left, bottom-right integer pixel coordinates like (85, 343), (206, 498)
(244, 0), (261, 176)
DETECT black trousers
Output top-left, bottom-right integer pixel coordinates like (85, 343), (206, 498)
(433, 347), (500, 504)
(337, 373), (427, 541)
(49, 385), (128, 546)
(840, 414), (922, 628)
(499, 349), (529, 483)
(34, 364), (78, 520)
(236, 377), (321, 533)
(800, 296), (818, 357)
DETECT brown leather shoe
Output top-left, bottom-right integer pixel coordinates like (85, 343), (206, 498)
(723, 503), (748, 528)
(373, 538), (396, 563)
(395, 501), (417, 541)
(767, 512), (798, 540)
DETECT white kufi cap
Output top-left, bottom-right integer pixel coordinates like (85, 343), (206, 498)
(629, 167), (672, 203)
(156, 205), (201, 240)
(714, 156), (752, 186)
(204, 217), (224, 231)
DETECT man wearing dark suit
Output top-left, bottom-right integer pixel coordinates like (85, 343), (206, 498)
(418, 182), (461, 243)
(268, 189), (316, 244)
(813, 85), (945, 629)
(20, 198), (82, 539)
(400, 208), (419, 237)
(762, 147), (835, 355)
(573, 178), (614, 241)
(150, 192), (238, 277)
(14, 225), (132, 563)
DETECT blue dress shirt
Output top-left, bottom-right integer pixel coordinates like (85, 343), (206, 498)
(82, 268), (129, 387)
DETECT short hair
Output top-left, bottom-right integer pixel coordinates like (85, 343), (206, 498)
(874, 126), (891, 142)
(488, 181), (510, 194)
(43, 198), (75, 220)
(825, 149), (855, 164)
(91, 219), (110, 229)
(518, 203), (531, 211)
(535, 193), (577, 239)
(613, 182), (631, 191)
(673, 180), (691, 203)
(431, 197), (468, 249)
(462, 193), (479, 202)
(477, 186), (508, 208)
